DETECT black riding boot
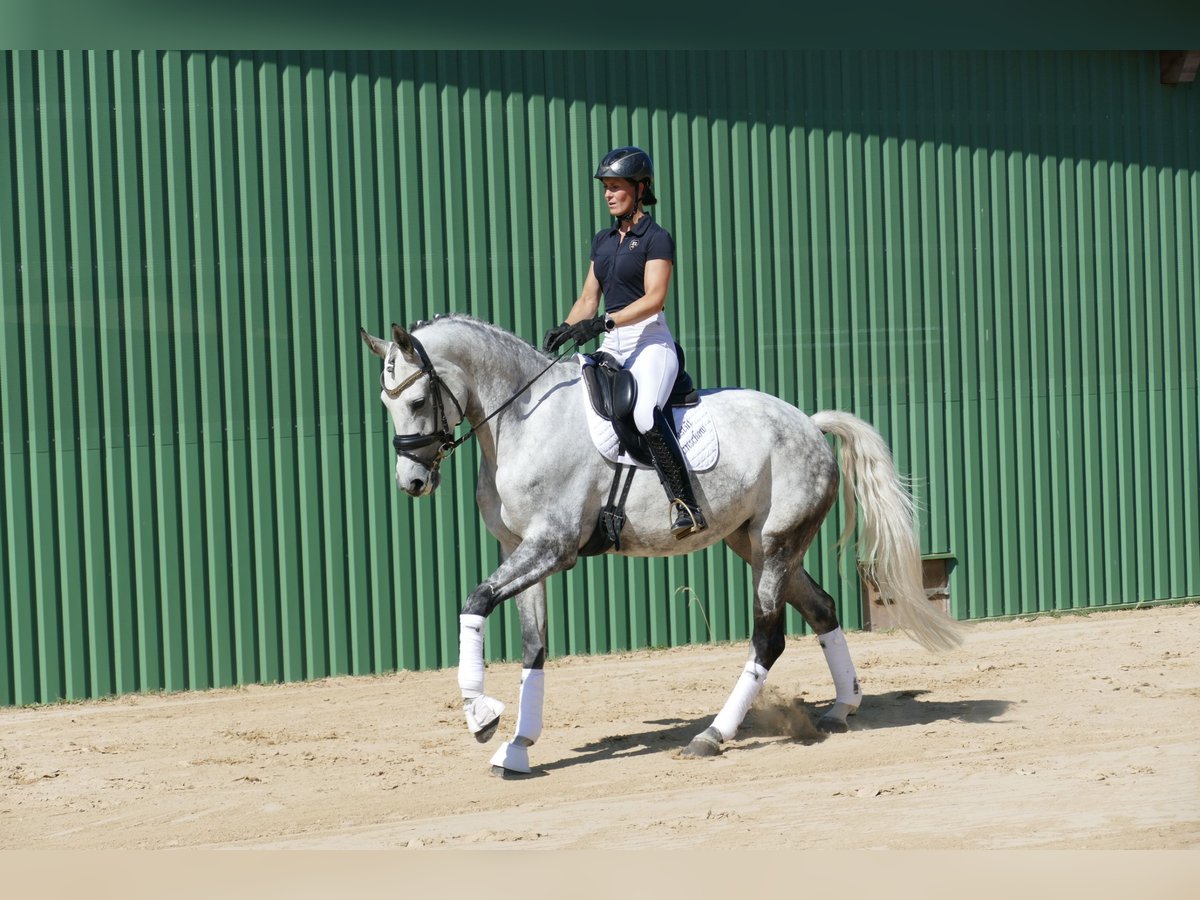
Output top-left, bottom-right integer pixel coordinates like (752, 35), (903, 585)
(643, 407), (708, 539)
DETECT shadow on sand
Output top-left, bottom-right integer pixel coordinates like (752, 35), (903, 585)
(526, 690), (1012, 775)
(843, 689), (1012, 730)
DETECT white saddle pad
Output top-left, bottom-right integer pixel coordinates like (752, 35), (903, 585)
(578, 359), (719, 471)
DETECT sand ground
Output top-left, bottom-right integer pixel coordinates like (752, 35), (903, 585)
(2, 603), (1197, 850)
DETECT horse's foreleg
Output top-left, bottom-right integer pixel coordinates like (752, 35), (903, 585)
(458, 618), (506, 742)
(457, 535), (572, 749)
(488, 584), (549, 777)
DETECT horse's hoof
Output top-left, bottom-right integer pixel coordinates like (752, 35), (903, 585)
(474, 716), (501, 743)
(490, 765), (536, 779)
(489, 739), (531, 773)
(682, 726), (723, 758)
(465, 695), (505, 742)
(817, 701), (859, 734)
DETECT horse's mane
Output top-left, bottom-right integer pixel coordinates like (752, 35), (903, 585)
(413, 312), (547, 363)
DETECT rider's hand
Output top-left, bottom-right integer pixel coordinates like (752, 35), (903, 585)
(542, 322), (571, 353)
(563, 316), (608, 349)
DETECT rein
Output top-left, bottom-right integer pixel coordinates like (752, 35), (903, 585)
(384, 331), (574, 472)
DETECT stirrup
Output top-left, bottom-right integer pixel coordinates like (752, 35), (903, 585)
(670, 499), (707, 539)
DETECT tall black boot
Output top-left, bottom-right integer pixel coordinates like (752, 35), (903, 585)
(643, 407), (708, 539)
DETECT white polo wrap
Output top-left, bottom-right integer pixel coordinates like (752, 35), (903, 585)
(514, 668), (545, 744)
(711, 660), (769, 741)
(458, 613), (486, 698)
(489, 740), (531, 774)
(818, 627), (862, 707)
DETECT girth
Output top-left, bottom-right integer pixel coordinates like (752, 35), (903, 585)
(577, 463), (637, 557)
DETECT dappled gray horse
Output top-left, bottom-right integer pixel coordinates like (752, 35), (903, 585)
(361, 314), (962, 777)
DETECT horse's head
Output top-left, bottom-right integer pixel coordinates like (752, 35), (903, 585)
(361, 322), (464, 497)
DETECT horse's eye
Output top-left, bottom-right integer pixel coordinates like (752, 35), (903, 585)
(409, 396), (426, 412)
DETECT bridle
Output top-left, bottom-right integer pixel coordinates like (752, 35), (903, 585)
(382, 333), (467, 472)
(382, 328), (572, 475)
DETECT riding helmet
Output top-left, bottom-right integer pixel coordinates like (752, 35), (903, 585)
(594, 146), (657, 206)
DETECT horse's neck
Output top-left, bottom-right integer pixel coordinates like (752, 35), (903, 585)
(425, 320), (553, 427)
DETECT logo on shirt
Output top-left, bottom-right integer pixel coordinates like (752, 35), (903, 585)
(627, 239), (639, 250)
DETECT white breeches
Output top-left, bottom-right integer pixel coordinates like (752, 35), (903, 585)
(597, 312), (678, 434)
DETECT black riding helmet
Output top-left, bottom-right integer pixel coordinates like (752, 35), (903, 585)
(594, 146), (658, 212)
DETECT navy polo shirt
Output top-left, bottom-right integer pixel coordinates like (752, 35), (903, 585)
(589, 215), (675, 314)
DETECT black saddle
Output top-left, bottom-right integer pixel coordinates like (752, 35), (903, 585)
(581, 343), (699, 468)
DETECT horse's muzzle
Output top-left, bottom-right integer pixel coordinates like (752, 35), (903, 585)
(396, 464), (440, 497)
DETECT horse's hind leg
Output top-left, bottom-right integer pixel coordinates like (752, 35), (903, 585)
(684, 534), (790, 757)
(683, 607), (786, 757)
(790, 571), (862, 733)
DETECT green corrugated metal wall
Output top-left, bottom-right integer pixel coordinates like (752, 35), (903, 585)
(1, 50), (1196, 706)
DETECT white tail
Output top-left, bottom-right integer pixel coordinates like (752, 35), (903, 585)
(811, 410), (964, 653)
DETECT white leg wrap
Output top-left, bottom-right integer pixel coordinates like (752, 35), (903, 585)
(459, 614), (504, 735)
(514, 668), (545, 744)
(457, 614), (486, 699)
(489, 740), (531, 774)
(711, 661), (769, 741)
(464, 695), (505, 735)
(818, 627), (862, 707)
(488, 669), (545, 773)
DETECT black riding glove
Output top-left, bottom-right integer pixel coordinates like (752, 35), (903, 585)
(542, 322), (572, 353)
(561, 315), (609, 349)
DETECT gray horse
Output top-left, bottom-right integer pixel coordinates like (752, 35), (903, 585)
(361, 314), (962, 777)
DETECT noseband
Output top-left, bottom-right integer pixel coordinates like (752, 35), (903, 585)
(382, 333), (466, 472)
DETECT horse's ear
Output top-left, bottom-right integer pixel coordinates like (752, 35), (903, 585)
(360, 326), (390, 358)
(391, 323), (417, 361)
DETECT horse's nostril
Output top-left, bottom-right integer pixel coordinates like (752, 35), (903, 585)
(408, 480), (424, 494)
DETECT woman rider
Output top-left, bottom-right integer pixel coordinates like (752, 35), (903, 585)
(543, 146), (707, 539)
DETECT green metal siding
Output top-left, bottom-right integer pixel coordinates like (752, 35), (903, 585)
(1, 50), (1196, 706)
